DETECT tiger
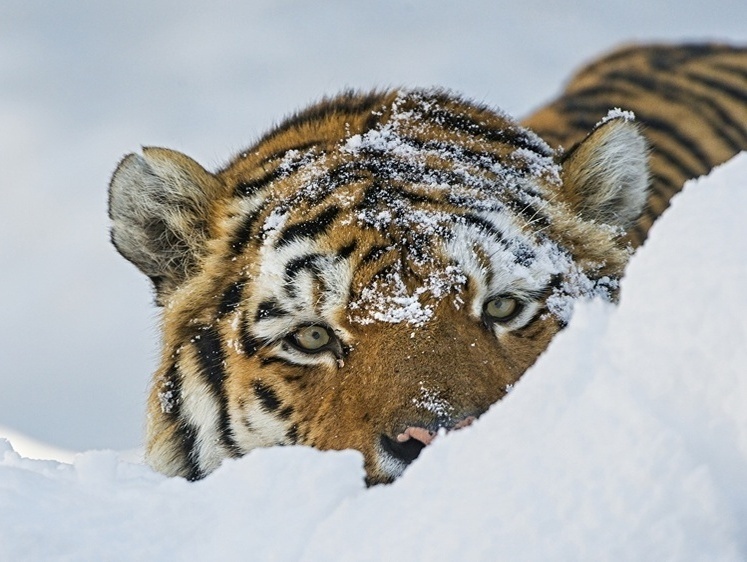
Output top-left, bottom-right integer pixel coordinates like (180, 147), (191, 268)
(108, 43), (747, 484)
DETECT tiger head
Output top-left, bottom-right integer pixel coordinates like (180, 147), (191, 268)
(109, 90), (648, 484)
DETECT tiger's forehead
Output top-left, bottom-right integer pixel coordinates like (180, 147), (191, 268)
(217, 90), (576, 328)
(221, 89), (560, 203)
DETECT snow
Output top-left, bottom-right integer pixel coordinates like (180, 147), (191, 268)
(599, 107), (637, 126)
(0, 426), (76, 465)
(2, 153), (746, 561)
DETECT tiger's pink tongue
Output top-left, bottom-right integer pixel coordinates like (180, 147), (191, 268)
(395, 416), (476, 446)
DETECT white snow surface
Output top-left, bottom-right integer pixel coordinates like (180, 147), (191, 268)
(2, 154), (746, 561)
(0, 426), (76, 464)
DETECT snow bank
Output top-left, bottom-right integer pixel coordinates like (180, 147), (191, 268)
(0, 426), (76, 464)
(2, 154), (746, 560)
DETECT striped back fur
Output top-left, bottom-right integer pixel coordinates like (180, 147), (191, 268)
(523, 43), (747, 245)
(109, 44), (745, 484)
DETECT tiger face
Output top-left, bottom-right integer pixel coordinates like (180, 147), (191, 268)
(109, 90), (648, 483)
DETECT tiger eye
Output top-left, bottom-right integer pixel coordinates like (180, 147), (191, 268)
(293, 325), (331, 351)
(484, 297), (519, 321)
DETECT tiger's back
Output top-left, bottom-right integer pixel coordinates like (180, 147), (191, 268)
(523, 43), (747, 245)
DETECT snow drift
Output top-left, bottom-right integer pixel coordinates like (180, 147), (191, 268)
(2, 153), (746, 561)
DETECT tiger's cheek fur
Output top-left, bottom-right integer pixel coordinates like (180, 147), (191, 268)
(224, 353), (300, 451)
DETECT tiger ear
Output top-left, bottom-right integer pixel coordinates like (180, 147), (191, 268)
(108, 147), (226, 305)
(560, 117), (649, 229)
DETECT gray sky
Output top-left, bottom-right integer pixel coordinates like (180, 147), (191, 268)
(1, 0), (746, 451)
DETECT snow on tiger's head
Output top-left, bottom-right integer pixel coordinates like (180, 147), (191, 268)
(109, 89), (648, 483)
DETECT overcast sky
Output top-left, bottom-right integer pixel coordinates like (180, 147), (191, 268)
(1, 0), (746, 452)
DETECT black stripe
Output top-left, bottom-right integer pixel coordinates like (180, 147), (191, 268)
(235, 153), (316, 197)
(628, 222), (648, 245)
(398, 135), (535, 179)
(649, 142), (703, 184)
(218, 280), (246, 316)
(424, 106), (552, 156)
(230, 202), (271, 254)
(641, 204), (660, 224)
(397, 187), (444, 206)
(568, 45), (727, 79)
(255, 299), (287, 321)
(285, 253), (323, 280)
(446, 193), (501, 213)
(160, 364), (201, 480)
(506, 198), (550, 230)
(354, 178), (440, 213)
(607, 71), (747, 151)
(253, 380), (282, 412)
(239, 322), (261, 356)
(260, 140), (324, 168)
(193, 325), (241, 456)
(711, 61), (747, 83)
(459, 213), (505, 241)
(159, 363), (183, 417)
(361, 244), (391, 264)
(235, 169), (284, 197)
(322, 153), (489, 205)
(276, 205), (340, 247)
(298, 146), (511, 212)
(285, 424), (299, 444)
(292, 164), (373, 209)
(649, 172), (681, 199)
(283, 254), (324, 299)
(174, 421), (202, 481)
(647, 44), (730, 71)
(683, 70), (747, 113)
(599, 71), (747, 151)
(338, 240), (358, 260)
(278, 406), (294, 420)
(260, 356), (288, 367)
(193, 326), (226, 393)
(355, 181), (387, 211)
(379, 137), (526, 186)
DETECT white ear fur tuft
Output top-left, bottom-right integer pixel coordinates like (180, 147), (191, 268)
(561, 118), (650, 229)
(108, 148), (224, 304)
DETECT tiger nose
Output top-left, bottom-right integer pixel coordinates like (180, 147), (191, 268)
(380, 416), (477, 465)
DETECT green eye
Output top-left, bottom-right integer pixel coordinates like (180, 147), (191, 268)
(484, 296), (521, 321)
(292, 325), (332, 352)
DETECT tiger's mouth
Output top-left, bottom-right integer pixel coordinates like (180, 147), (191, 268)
(379, 416), (477, 467)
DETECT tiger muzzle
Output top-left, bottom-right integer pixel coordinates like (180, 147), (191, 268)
(380, 415), (477, 465)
